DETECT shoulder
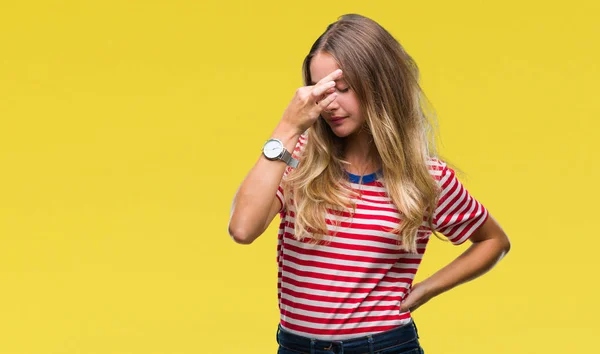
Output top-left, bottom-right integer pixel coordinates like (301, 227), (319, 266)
(426, 157), (449, 181)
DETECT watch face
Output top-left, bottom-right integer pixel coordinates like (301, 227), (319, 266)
(264, 139), (284, 159)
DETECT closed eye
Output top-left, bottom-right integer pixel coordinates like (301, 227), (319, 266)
(337, 87), (349, 93)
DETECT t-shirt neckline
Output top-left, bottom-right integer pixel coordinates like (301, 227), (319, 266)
(344, 169), (382, 184)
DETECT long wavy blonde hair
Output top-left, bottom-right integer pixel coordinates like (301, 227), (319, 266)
(282, 14), (441, 253)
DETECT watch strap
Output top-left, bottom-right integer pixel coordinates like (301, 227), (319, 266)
(280, 149), (299, 168)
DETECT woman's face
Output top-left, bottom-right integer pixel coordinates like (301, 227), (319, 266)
(309, 52), (364, 138)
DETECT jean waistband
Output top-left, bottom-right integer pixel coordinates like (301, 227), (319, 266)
(276, 320), (420, 354)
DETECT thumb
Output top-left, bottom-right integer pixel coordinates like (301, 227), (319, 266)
(399, 296), (412, 312)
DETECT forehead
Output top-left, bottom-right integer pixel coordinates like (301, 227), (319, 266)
(309, 52), (343, 84)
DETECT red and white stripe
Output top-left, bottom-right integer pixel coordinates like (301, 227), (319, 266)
(274, 134), (488, 340)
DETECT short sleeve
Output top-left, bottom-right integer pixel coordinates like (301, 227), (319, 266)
(275, 133), (308, 214)
(275, 182), (287, 214)
(432, 162), (489, 245)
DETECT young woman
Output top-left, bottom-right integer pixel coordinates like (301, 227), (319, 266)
(229, 14), (511, 354)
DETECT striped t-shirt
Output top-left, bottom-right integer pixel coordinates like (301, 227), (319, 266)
(275, 133), (488, 340)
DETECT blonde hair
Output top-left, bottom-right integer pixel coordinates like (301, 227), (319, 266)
(283, 14), (440, 253)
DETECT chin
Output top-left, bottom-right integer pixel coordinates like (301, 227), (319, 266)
(330, 126), (360, 138)
(330, 129), (350, 138)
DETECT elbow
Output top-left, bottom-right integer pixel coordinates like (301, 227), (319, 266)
(500, 234), (511, 256)
(228, 223), (256, 245)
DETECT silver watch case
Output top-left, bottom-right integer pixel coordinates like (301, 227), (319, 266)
(262, 139), (299, 168)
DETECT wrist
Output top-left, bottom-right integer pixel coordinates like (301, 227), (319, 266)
(278, 118), (305, 136)
(271, 122), (303, 147)
(262, 138), (300, 168)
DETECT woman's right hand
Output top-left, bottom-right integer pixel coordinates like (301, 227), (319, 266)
(281, 69), (343, 134)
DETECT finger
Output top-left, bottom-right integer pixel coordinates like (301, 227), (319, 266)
(316, 87), (335, 104)
(312, 81), (337, 99)
(316, 69), (343, 86)
(400, 300), (409, 311)
(315, 87), (337, 104)
(316, 92), (337, 110)
(310, 69), (343, 101)
(400, 303), (416, 312)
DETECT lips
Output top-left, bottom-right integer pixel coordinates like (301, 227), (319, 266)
(330, 116), (346, 123)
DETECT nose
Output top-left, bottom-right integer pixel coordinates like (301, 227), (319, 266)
(324, 97), (340, 113)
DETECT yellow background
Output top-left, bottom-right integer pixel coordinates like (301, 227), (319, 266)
(1, 1), (598, 353)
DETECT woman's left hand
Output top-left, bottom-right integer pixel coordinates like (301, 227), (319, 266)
(399, 282), (434, 313)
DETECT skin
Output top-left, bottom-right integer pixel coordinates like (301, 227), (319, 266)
(231, 51), (511, 314)
(309, 52), (380, 175)
(399, 215), (511, 313)
(309, 51), (512, 313)
(310, 52), (364, 139)
(228, 67), (343, 244)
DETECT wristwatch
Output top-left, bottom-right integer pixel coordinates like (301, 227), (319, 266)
(262, 138), (299, 168)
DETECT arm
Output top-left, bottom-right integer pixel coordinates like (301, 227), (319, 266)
(228, 124), (301, 245)
(400, 215), (511, 311)
(228, 69), (343, 245)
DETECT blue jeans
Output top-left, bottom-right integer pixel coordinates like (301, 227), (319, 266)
(276, 320), (425, 354)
